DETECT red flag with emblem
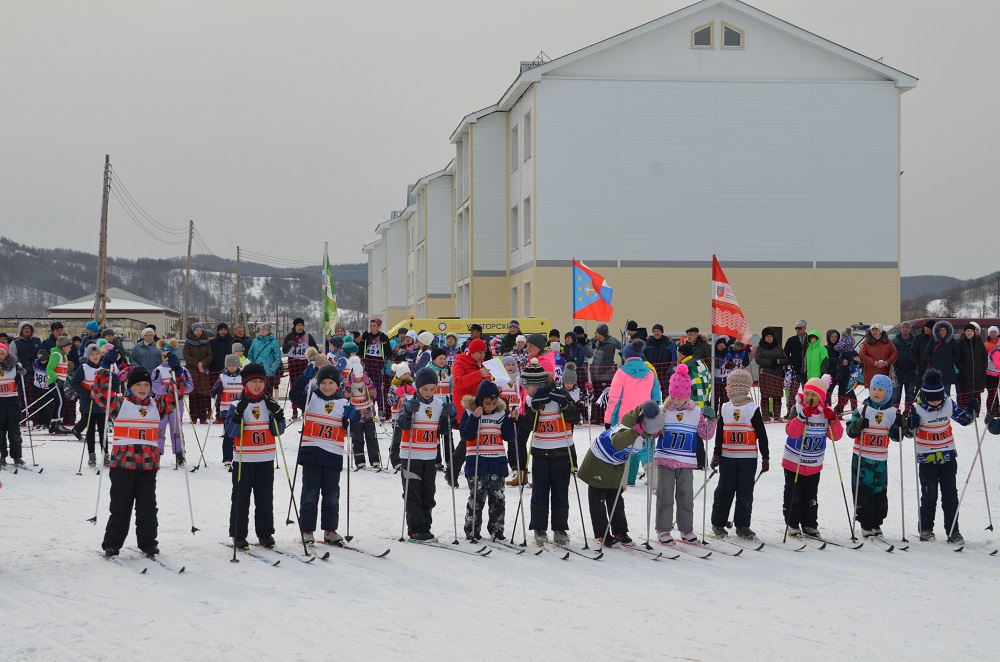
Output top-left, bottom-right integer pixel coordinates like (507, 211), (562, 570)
(711, 256), (752, 343)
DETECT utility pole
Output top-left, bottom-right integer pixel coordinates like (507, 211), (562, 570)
(235, 245), (243, 325)
(182, 219), (193, 337)
(92, 155), (111, 325)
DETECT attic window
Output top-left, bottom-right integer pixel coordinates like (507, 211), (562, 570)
(722, 22), (745, 48)
(691, 22), (713, 48)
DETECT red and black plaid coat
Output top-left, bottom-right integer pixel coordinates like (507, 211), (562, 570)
(107, 391), (178, 471)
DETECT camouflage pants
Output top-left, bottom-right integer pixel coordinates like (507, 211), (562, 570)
(464, 474), (506, 538)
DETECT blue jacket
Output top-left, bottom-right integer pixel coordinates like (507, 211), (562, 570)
(643, 335), (676, 368)
(289, 374), (360, 467)
(454, 404), (517, 478)
(892, 332), (916, 382)
(247, 333), (282, 377)
(925, 321), (959, 384)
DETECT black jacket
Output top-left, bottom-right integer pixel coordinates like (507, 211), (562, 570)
(783, 333), (807, 375)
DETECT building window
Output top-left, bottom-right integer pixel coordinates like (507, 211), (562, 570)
(511, 125), (519, 171)
(511, 286), (518, 317)
(691, 22), (713, 48)
(510, 204), (519, 251)
(522, 196), (531, 245)
(722, 22), (744, 48)
(523, 282), (531, 316)
(523, 112), (532, 161)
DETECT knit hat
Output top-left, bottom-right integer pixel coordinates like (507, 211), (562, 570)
(232, 342), (244, 353)
(972, 321), (982, 333)
(475, 380), (501, 405)
(101, 327), (115, 337)
(37, 348), (49, 361)
(509, 320), (520, 329)
(803, 375), (832, 400)
(501, 355), (517, 368)
(85, 320), (100, 333)
(50, 321), (63, 331)
(668, 364), (692, 400)
(562, 363), (578, 387)
(869, 374), (893, 403)
(225, 354), (241, 368)
(924, 320), (936, 331)
(414, 367), (438, 390)
(191, 322), (203, 332)
(652, 323), (664, 332)
(316, 364), (340, 386)
(241, 363), (266, 382)
(56, 336), (72, 348)
(329, 336), (344, 349)
(141, 327), (155, 338)
(796, 320), (808, 329)
(0, 343), (8, 355)
(417, 331), (435, 346)
(215, 322), (228, 332)
(127, 367), (151, 389)
(393, 362), (411, 378)
(406, 330), (418, 342)
(343, 341), (359, 354)
(515, 334), (527, 344)
(626, 320), (638, 332)
(293, 317), (305, 327)
(726, 369), (753, 406)
(86, 344), (102, 357)
(595, 324), (610, 337)
(573, 326), (585, 335)
(261, 322), (272, 332)
(921, 369), (945, 400)
(966, 323), (978, 332)
(622, 338), (645, 360)
(97, 339), (108, 350)
(467, 338), (488, 355)
(347, 355), (363, 377)
(640, 400), (666, 435)
(431, 347), (447, 361)
(370, 317), (383, 327)
(520, 358), (549, 387)
(526, 333), (547, 351)
(677, 343), (693, 358)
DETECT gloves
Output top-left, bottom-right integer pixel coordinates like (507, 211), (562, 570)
(987, 415), (1000, 436)
(529, 391), (551, 411)
(801, 405), (819, 419)
(547, 389), (568, 407)
(166, 352), (181, 370)
(761, 458), (770, 473)
(303, 364), (317, 380)
(444, 403), (458, 419)
(234, 394), (251, 417)
(16, 365), (26, 376)
(823, 407), (837, 422)
(264, 397), (282, 414)
(105, 348), (120, 364)
(444, 470), (460, 488)
(968, 397), (981, 417)
(848, 417), (869, 436)
(405, 398), (422, 414)
(702, 405), (717, 421)
(710, 454), (720, 471)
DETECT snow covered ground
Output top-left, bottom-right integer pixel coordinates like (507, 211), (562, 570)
(3, 403), (1000, 661)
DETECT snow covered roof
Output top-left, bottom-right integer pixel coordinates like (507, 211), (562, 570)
(50, 287), (180, 314)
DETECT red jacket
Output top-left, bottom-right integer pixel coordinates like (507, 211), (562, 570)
(452, 352), (487, 404)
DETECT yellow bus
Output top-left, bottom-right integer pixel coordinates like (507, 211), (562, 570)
(387, 317), (551, 344)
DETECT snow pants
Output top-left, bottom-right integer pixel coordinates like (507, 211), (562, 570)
(352, 418), (380, 467)
(529, 448), (570, 532)
(299, 458), (342, 532)
(0, 396), (23, 460)
(508, 425), (530, 472)
(230, 460), (275, 540)
(465, 474), (505, 539)
(401, 458), (437, 537)
(851, 454), (889, 530)
(157, 401), (184, 454)
(712, 456), (758, 528)
(655, 466), (694, 533)
(783, 469), (820, 530)
(589, 485), (628, 540)
(287, 358), (307, 417)
(74, 401), (106, 454)
(918, 458), (960, 536)
(102, 467), (158, 551)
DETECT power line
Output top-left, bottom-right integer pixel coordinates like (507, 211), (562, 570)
(109, 184), (188, 246)
(108, 167), (187, 235)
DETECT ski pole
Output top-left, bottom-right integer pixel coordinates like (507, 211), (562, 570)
(19, 386), (57, 425)
(285, 387), (312, 525)
(273, 415), (310, 555)
(898, 426), (907, 543)
(912, 426), (922, 538)
(700, 435), (709, 544)
(828, 424), (856, 542)
(77, 399), (93, 476)
(232, 418), (245, 562)
(598, 445), (632, 553)
(693, 469), (718, 499)
(562, 412), (590, 549)
(19, 374), (36, 467)
(171, 379), (200, 535)
(644, 438), (653, 550)
(188, 412), (208, 469)
(512, 410), (539, 544)
(399, 414), (416, 542)
(949, 423), (990, 541)
(444, 414), (459, 545)
(196, 415), (214, 470)
(470, 415), (482, 542)
(849, 405), (867, 542)
(87, 366), (115, 524)
(783, 425), (807, 544)
(345, 426), (352, 542)
(512, 418), (531, 546)
(974, 414), (994, 531)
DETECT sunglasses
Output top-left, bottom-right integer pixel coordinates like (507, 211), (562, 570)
(795, 327), (804, 330)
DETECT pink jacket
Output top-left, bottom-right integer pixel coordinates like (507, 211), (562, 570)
(519, 350), (557, 416)
(604, 359), (658, 425)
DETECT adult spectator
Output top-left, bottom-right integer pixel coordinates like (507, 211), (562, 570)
(589, 324), (621, 424)
(283, 317), (319, 419)
(451, 338), (491, 405)
(248, 322), (282, 398)
(858, 323), (898, 390)
(754, 326), (787, 423)
(460, 324), (493, 361)
(911, 320), (935, 386)
(986, 326), (1000, 416)
(499, 320), (521, 355)
(644, 324), (677, 388)
(209, 323), (235, 373)
(40, 321), (64, 354)
(231, 323), (252, 351)
(926, 320), (959, 397)
(685, 326), (711, 363)
(892, 322), (917, 414)
(100, 327), (129, 366)
(606, 339), (662, 484)
(782, 321), (808, 418)
(360, 318), (392, 421)
(826, 329), (858, 416)
(130, 327), (162, 373)
(183, 322), (214, 423)
(10, 322), (40, 422)
(957, 323), (987, 411)
(525, 334), (556, 374)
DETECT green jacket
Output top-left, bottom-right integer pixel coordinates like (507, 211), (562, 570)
(578, 406), (644, 489)
(46, 346), (67, 386)
(804, 331), (830, 380)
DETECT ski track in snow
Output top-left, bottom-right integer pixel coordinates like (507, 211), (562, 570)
(3, 414), (1000, 661)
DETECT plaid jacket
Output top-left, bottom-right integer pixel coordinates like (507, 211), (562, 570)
(108, 391), (177, 471)
(681, 356), (712, 408)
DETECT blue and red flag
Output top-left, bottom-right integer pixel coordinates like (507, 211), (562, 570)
(572, 259), (614, 322)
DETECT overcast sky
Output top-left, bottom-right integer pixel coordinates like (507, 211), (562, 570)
(1, 0), (996, 277)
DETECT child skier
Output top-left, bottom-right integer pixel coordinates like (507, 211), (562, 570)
(710, 369), (769, 540)
(151, 339), (195, 468)
(498, 355), (521, 411)
(579, 401), (664, 546)
(519, 358), (580, 546)
(655, 364), (717, 543)
(70, 343), (120, 468)
(224, 363), (286, 550)
(846, 374), (901, 538)
(387, 362), (415, 424)
(289, 363), (360, 545)
(45, 336), (75, 435)
(450, 380), (516, 542)
(231, 342), (249, 368)
(31, 349), (52, 431)
(429, 348), (452, 404)
(346, 356), (381, 469)
(210, 354), (244, 470)
(443, 332), (460, 367)
(101, 367), (177, 557)
(782, 375), (844, 537)
(389, 368), (457, 541)
(904, 369), (976, 544)
(0, 343), (26, 467)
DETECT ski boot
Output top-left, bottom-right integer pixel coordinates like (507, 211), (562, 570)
(140, 545), (160, 557)
(657, 531), (674, 543)
(103, 547), (119, 558)
(175, 452), (185, 468)
(712, 525), (728, 538)
(803, 527), (821, 538)
(553, 531), (571, 545)
(681, 531), (699, 543)
(735, 527), (757, 540)
(947, 532), (965, 545)
(103, 454), (111, 467)
(13, 458), (25, 467)
(233, 538), (249, 550)
(88, 453), (97, 468)
(533, 530), (549, 547)
(301, 531), (315, 546)
(919, 530), (935, 542)
(323, 530), (344, 545)
(258, 535), (275, 549)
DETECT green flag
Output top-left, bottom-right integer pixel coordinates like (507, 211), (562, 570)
(322, 244), (338, 336)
